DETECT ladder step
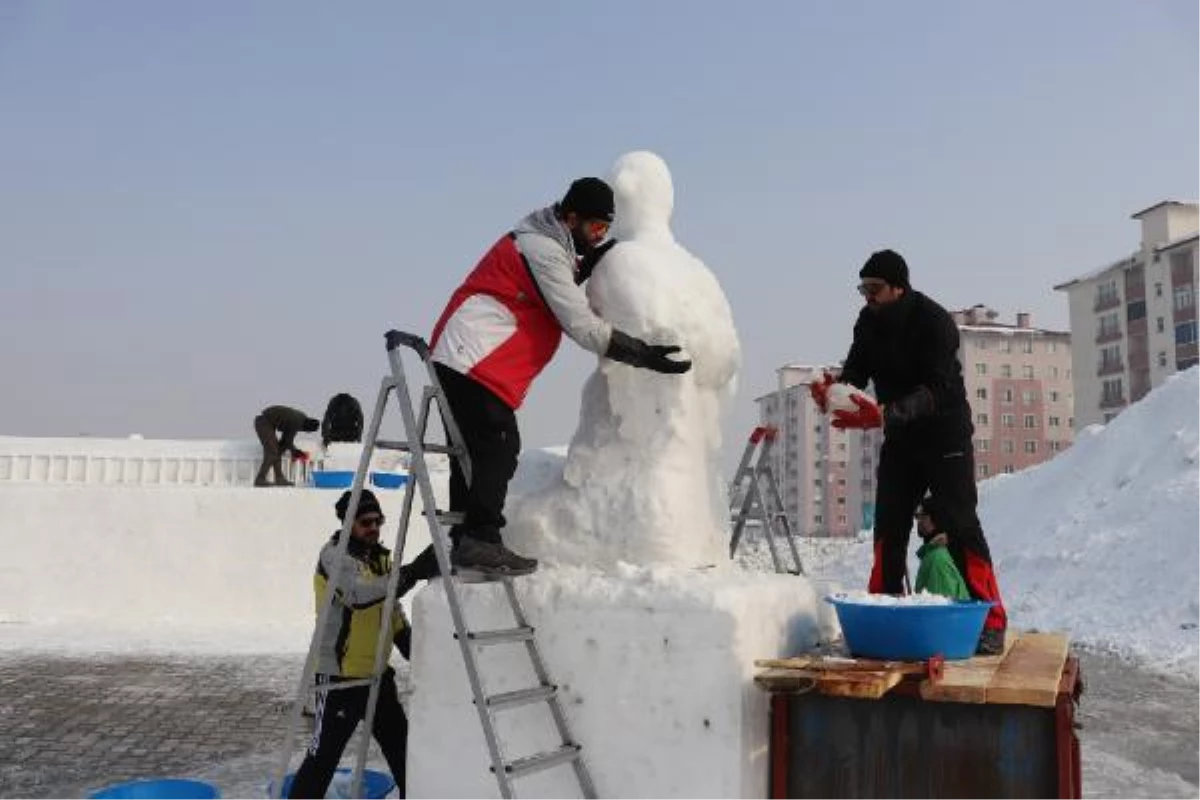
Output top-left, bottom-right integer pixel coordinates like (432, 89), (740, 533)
(315, 678), (374, 692)
(451, 569), (511, 584)
(458, 626), (535, 645)
(483, 684), (556, 710)
(436, 511), (465, 526)
(498, 744), (583, 779)
(376, 439), (460, 455)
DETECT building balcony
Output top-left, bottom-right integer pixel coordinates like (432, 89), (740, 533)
(1093, 294), (1121, 312)
(1095, 329), (1123, 345)
(1098, 394), (1127, 410)
(1096, 360), (1124, 377)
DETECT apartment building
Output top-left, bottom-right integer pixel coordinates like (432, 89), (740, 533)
(756, 310), (1072, 534)
(756, 366), (883, 538)
(1054, 201), (1199, 428)
(952, 306), (1075, 479)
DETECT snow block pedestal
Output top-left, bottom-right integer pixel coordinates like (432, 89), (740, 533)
(407, 565), (831, 798)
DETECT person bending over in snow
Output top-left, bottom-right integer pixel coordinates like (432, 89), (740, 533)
(253, 405), (319, 487)
(913, 495), (970, 600)
(416, 177), (692, 578)
(810, 249), (1007, 655)
(289, 489), (410, 799)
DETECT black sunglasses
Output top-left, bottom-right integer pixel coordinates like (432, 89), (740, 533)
(356, 515), (386, 527)
(857, 282), (888, 297)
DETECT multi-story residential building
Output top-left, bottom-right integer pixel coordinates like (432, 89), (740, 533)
(756, 365), (883, 538)
(1054, 200), (1199, 428)
(951, 306), (1075, 479)
(757, 310), (1072, 534)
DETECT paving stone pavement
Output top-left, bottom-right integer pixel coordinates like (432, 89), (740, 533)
(0, 654), (305, 798)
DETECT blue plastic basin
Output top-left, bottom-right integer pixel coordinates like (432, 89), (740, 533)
(311, 470), (354, 489)
(270, 768), (394, 799)
(370, 472), (408, 490)
(87, 778), (220, 799)
(825, 595), (994, 660)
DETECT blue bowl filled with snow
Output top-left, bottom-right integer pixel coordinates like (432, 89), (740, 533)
(370, 471), (408, 490)
(826, 594), (994, 661)
(311, 470), (355, 489)
(269, 768), (394, 799)
(87, 778), (220, 799)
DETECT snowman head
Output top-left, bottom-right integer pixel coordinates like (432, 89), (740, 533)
(610, 151), (674, 240)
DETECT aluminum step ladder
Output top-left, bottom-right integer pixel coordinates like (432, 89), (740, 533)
(273, 329), (595, 799)
(727, 426), (804, 575)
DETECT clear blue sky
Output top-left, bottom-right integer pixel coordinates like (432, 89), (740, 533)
(1, 1), (1196, 456)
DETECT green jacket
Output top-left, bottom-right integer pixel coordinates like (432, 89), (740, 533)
(914, 538), (971, 600)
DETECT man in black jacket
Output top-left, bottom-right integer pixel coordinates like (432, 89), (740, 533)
(254, 405), (319, 487)
(811, 250), (1007, 655)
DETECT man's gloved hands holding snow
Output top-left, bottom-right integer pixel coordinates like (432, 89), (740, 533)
(831, 394), (884, 430)
(605, 330), (692, 374)
(809, 371), (836, 413)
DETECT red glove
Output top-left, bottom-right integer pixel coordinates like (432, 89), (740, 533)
(292, 450), (310, 463)
(831, 394), (883, 430)
(808, 372), (836, 413)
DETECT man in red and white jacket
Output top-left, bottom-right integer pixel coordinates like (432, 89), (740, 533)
(425, 177), (692, 577)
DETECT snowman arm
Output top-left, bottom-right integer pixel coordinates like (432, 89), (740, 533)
(519, 232), (613, 355)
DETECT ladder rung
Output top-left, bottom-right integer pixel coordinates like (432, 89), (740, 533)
(376, 439), (459, 455)
(451, 569), (511, 584)
(483, 684), (556, 710)
(315, 678), (374, 692)
(436, 511), (465, 526)
(458, 626), (535, 645)
(499, 744), (583, 779)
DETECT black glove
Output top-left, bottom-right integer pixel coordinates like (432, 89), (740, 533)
(605, 329), (692, 374)
(576, 238), (618, 285)
(883, 386), (935, 429)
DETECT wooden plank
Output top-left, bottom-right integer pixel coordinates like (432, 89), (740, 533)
(986, 632), (1069, 708)
(754, 668), (817, 693)
(919, 630), (1016, 704)
(817, 670), (905, 700)
(755, 656), (927, 675)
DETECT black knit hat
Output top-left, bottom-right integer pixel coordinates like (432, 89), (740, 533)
(859, 249), (911, 290)
(335, 489), (382, 521)
(560, 177), (615, 222)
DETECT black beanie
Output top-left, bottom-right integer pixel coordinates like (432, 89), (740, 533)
(336, 489), (382, 521)
(859, 249), (911, 290)
(560, 177), (615, 222)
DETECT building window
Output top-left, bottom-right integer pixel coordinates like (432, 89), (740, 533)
(1174, 284), (1195, 311)
(976, 439), (989, 452)
(1101, 378), (1124, 405)
(1155, 282), (1164, 298)
(1046, 341), (1058, 354)
(1002, 439), (1015, 454)
(1048, 366), (1059, 379)
(1127, 300), (1146, 322)
(1001, 364), (1012, 378)
(1002, 389), (1014, 403)
(1022, 390), (1037, 404)
(836, 497), (846, 506)
(1176, 321), (1199, 345)
(1003, 465), (1015, 475)
(1049, 390), (1060, 402)
(1157, 317), (1165, 334)
(1098, 312), (1120, 339)
(1000, 339), (1012, 354)
(1002, 414), (1015, 428)
(978, 464), (990, 478)
(1096, 280), (1119, 307)
(975, 363), (987, 375)
(1022, 339), (1034, 354)
(813, 515), (822, 525)
(976, 412), (989, 426)
(1024, 440), (1038, 454)
(837, 515), (847, 526)
(1048, 415), (1060, 427)
(1022, 365), (1035, 379)
(1024, 414), (1037, 428)
(1100, 344), (1122, 371)
(1159, 351), (1168, 368)
(976, 339), (990, 350)
(976, 387), (988, 400)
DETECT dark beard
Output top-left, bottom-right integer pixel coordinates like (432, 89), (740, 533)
(570, 226), (594, 256)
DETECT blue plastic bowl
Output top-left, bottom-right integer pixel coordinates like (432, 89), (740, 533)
(311, 470), (355, 489)
(370, 472), (409, 490)
(87, 778), (220, 799)
(269, 768), (394, 799)
(825, 595), (994, 660)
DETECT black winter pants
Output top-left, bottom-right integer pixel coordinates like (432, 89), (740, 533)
(253, 415), (284, 485)
(288, 670), (408, 798)
(871, 434), (1007, 630)
(434, 363), (520, 546)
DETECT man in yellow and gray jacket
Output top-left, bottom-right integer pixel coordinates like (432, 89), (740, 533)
(289, 489), (410, 798)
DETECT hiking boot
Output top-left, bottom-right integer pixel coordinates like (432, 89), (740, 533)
(273, 478), (294, 487)
(976, 627), (1006, 656)
(451, 538), (538, 577)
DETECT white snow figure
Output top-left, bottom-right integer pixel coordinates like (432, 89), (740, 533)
(506, 151), (741, 570)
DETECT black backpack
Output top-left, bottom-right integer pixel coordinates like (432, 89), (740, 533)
(321, 393), (364, 446)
